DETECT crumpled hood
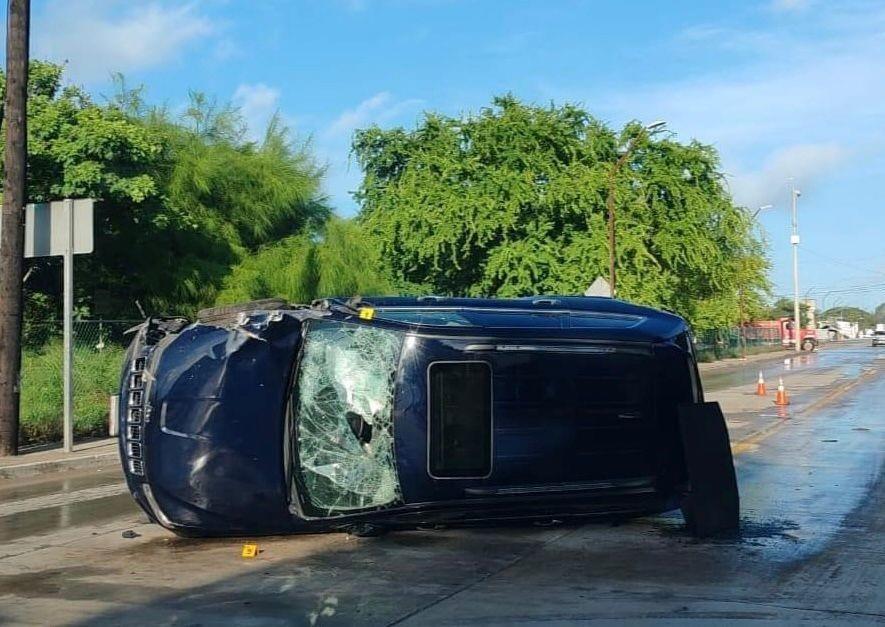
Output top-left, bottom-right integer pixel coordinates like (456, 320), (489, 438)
(142, 312), (306, 533)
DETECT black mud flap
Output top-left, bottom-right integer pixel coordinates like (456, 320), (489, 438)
(678, 402), (740, 537)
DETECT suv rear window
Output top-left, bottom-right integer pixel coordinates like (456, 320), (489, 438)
(428, 362), (492, 478)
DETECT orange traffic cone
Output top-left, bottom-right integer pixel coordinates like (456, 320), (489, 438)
(774, 377), (789, 406)
(756, 371), (767, 396)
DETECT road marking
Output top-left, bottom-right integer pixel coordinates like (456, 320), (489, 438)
(0, 483), (129, 517)
(731, 366), (879, 455)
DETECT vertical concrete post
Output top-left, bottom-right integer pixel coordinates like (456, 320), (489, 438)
(108, 395), (119, 438)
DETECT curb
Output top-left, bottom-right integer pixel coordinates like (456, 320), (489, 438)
(0, 450), (120, 480)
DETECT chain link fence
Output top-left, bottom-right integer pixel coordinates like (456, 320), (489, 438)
(694, 326), (783, 362)
(21, 320), (139, 445)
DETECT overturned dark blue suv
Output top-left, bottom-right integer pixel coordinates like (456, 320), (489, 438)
(119, 297), (739, 538)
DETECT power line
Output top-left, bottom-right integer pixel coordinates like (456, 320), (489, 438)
(799, 245), (885, 279)
(803, 280), (885, 295)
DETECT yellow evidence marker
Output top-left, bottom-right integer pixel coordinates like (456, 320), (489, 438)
(358, 307), (375, 320)
(241, 543), (259, 558)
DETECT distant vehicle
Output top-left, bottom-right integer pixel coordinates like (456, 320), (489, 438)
(746, 317), (818, 351)
(119, 297), (738, 539)
(873, 330), (885, 347)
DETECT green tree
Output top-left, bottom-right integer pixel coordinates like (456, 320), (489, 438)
(766, 297), (810, 326)
(215, 217), (392, 304)
(874, 302), (885, 324)
(354, 96), (769, 331)
(1, 62), (328, 319)
(820, 306), (874, 328)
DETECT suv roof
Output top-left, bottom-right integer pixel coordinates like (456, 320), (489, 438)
(324, 296), (688, 344)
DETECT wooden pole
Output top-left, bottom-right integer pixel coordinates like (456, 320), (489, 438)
(606, 148), (633, 298)
(0, 0), (30, 456)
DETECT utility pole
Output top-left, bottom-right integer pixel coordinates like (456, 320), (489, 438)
(606, 120), (666, 297)
(791, 187), (802, 353)
(742, 205), (773, 358)
(606, 149), (632, 298)
(0, 0), (30, 456)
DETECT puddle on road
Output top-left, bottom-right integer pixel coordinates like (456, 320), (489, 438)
(0, 494), (139, 544)
(647, 514), (801, 547)
(0, 565), (111, 598)
(700, 345), (876, 393)
(0, 464), (123, 502)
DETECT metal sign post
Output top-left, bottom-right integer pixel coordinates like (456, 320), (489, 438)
(24, 198), (94, 453)
(63, 199), (74, 452)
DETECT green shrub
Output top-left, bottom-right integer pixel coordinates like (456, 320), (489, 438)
(20, 340), (125, 444)
(216, 216), (392, 305)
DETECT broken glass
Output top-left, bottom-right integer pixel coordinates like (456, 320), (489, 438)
(292, 320), (403, 516)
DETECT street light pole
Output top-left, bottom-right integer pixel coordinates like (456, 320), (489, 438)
(791, 187), (802, 353)
(607, 120), (666, 297)
(752, 204), (773, 219)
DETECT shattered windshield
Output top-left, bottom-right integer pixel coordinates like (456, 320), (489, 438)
(291, 320), (403, 516)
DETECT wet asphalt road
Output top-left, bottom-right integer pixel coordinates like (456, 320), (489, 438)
(702, 341), (871, 392)
(0, 342), (882, 624)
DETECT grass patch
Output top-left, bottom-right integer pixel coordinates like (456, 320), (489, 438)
(20, 340), (125, 445)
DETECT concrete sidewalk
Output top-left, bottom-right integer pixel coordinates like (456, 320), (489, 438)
(0, 438), (119, 480)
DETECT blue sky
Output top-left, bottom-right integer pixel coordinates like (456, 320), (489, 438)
(13, 0), (885, 309)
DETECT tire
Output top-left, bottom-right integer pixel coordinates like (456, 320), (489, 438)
(196, 298), (289, 324)
(678, 402), (740, 537)
(802, 338), (816, 351)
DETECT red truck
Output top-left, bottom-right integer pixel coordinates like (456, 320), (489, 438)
(744, 317), (818, 351)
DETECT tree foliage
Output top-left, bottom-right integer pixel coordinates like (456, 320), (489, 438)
(766, 297), (810, 326)
(1, 61), (329, 318)
(820, 306), (874, 328)
(215, 217), (392, 305)
(354, 96), (769, 330)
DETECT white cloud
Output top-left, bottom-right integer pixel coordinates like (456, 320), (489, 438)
(769, 0), (813, 12)
(325, 92), (424, 139)
(213, 38), (240, 61)
(728, 143), (847, 208)
(582, 3), (885, 209)
(32, 1), (213, 83)
(318, 92), (424, 213)
(233, 83), (281, 140)
(327, 92), (392, 137)
(601, 46), (885, 149)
